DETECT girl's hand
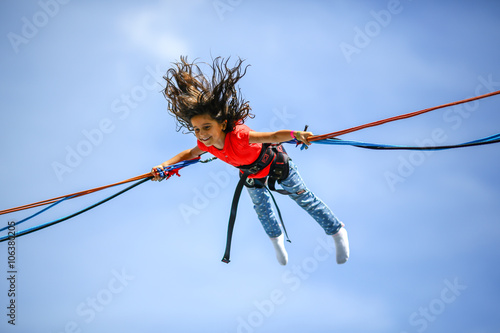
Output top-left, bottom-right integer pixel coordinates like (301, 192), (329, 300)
(294, 131), (313, 146)
(151, 165), (165, 181)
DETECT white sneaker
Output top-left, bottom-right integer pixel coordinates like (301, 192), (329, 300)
(332, 227), (349, 264)
(270, 234), (288, 265)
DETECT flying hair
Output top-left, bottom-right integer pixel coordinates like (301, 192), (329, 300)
(163, 56), (254, 133)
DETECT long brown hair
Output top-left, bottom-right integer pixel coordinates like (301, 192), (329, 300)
(163, 56), (254, 133)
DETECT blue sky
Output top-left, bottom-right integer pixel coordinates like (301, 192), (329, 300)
(1, 0), (500, 332)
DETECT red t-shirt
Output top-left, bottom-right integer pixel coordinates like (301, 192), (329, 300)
(197, 124), (272, 178)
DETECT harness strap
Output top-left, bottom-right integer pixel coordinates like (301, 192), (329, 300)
(267, 179), (291, 195)
(221, 171), (250, 263)
(238, 143), (275, 175)
(264, 186), (291, 243)
(266, 144), (291, 195)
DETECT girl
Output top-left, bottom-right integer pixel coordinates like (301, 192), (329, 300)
(152, 57), (349, 266)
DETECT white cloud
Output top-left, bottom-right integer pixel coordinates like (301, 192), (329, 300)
(117, 5), (190, 61)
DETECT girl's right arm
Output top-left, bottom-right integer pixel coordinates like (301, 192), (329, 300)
(151, 145), (205, 181)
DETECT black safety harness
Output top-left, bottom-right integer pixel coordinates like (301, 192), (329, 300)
(221, 143), (292, 263)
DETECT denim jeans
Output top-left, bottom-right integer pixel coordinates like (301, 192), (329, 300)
(246, 160), (343, 238)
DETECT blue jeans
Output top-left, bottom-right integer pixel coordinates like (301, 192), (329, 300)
(246, 160), (343, 238)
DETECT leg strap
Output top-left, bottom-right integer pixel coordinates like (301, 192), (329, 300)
(267, 177), (292, 195)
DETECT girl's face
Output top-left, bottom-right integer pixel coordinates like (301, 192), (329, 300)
(191, 114), (227, 149)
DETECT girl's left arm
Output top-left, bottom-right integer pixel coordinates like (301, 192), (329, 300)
(249, 130), (313, 145)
